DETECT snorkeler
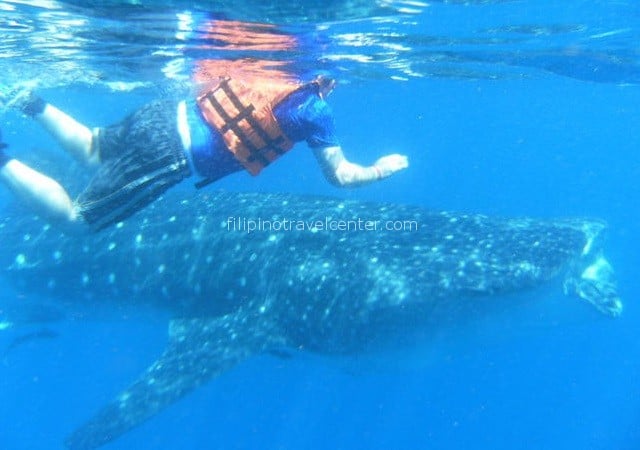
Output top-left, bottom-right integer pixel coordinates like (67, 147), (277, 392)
(0, 73), (408, 234)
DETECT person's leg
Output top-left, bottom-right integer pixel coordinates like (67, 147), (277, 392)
(0, 157), (88, 234)
(2, 87), (98, 167)
(35, 103), (99, 167)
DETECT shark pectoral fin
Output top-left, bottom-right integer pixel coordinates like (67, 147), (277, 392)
(65, 311), (282, 450)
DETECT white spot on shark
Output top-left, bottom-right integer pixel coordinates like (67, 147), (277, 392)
(15, 254), (26, 267)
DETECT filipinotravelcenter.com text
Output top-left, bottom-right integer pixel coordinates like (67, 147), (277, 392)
(226, 216), (419, 233)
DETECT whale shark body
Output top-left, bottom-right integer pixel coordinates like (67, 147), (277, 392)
(0, 190), (622, 449)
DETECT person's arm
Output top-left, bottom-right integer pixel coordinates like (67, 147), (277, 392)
(312, 145), (408, 187)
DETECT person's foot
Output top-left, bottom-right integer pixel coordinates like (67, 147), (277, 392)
(0, 83), (44, 116)
(0, 84), (27, 108)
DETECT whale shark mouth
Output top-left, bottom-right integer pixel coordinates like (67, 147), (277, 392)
(562, 220), (622, 317)
(564, 255), (622, 317)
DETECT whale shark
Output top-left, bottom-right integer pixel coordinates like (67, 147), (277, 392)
(0, 190), (622, 449)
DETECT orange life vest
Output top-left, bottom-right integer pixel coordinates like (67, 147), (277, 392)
(197, 77), (305, 176)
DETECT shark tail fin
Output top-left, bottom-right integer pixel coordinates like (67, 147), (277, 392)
(65, 310), (281, 450)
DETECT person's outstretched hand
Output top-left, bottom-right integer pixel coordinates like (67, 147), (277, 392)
(374, 154), (409, 178)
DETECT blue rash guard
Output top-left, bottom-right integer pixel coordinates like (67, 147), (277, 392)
(185, 83), (339, 181)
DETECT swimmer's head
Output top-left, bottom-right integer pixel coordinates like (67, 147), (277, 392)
(315, 75), (336, 99)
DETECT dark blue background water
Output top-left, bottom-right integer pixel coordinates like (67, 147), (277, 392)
(1, 2), (640, 449)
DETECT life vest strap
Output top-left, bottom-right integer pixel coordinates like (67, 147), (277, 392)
(194, 174), (223, 190)
(197, 78), (295, 176)
(217, 79), (289, 160)
(201, 82), (270, 168)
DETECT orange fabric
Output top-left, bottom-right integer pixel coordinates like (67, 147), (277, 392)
(192, 19), (300, 97)
(197, 77), (302, 176)
(197, 20), (298, 52)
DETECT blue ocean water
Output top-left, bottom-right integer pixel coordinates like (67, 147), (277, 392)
(1, 1), (639, 449)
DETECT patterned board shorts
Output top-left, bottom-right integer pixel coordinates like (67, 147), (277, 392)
(76, 100), (191, 231)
